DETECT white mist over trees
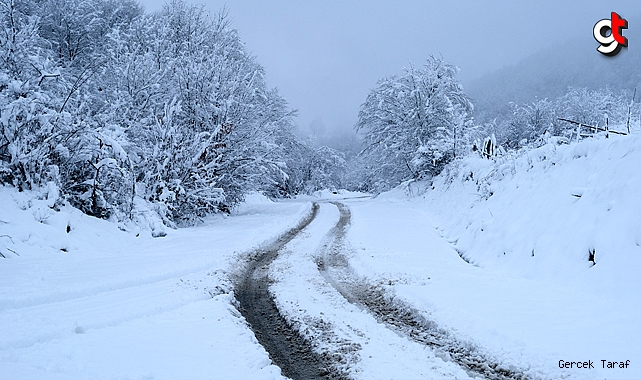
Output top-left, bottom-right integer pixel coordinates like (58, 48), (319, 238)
(467, 28), (641, 123)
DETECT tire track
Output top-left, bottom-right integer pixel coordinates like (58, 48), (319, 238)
(318, 202), (531, 380)
(235, 203), (346, 379)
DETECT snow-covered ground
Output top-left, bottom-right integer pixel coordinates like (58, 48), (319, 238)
(344, 133), (640, 379)
(0, 190), (309, 379)
(1, 132), (639, 379)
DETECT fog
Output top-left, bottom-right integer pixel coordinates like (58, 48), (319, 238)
(139, 0), (639, 141)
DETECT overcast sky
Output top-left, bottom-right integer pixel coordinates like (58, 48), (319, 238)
(139, 0), (639, 136)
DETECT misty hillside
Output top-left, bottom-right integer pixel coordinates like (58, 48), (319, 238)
(468, 21), (641, 121)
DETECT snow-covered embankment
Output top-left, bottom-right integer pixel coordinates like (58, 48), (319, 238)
(345, 133), (641, 380)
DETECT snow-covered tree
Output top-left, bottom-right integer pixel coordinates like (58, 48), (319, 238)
(492, 87), (635, 149)
(0, 0), (305, 225)
(355, 57), (473, 191)
(0, 0), (63, 191)
(555, 88), (628, 131)
(502, 98), (555, 148)
(300, 145), (346, 193)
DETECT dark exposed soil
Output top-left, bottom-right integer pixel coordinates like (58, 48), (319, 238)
(318, 202), (531, 380)
(234, 203), (347, 380)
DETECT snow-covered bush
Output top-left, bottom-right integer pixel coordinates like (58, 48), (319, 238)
(492, 87), (637, 149)
(555, 87), (629, 130)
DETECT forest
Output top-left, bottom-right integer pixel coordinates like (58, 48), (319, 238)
(1, 0), (638, 225)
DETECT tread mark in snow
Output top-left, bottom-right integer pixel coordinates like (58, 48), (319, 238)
(318, 202), (533, 380)
(235, 203), (349, 380)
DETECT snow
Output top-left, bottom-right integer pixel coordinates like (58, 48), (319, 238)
(0, 187), (309, 379)
(1, 132), (639, 379)
(296, 188), (367, 201)
(269, 202), (473, 379)
(344, 133), (641, 379)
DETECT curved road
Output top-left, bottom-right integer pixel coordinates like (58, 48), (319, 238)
(235, 201), (528, 380)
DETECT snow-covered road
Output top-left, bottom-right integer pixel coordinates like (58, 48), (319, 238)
(266, 201), (478, 379)
(252, 194), (637, 380)
(1, 183), (638, 379)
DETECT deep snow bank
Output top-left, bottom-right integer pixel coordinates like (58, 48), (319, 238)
(421, 133), (641, 293)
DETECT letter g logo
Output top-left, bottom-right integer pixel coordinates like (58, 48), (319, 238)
(594, 12), (628, 56)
